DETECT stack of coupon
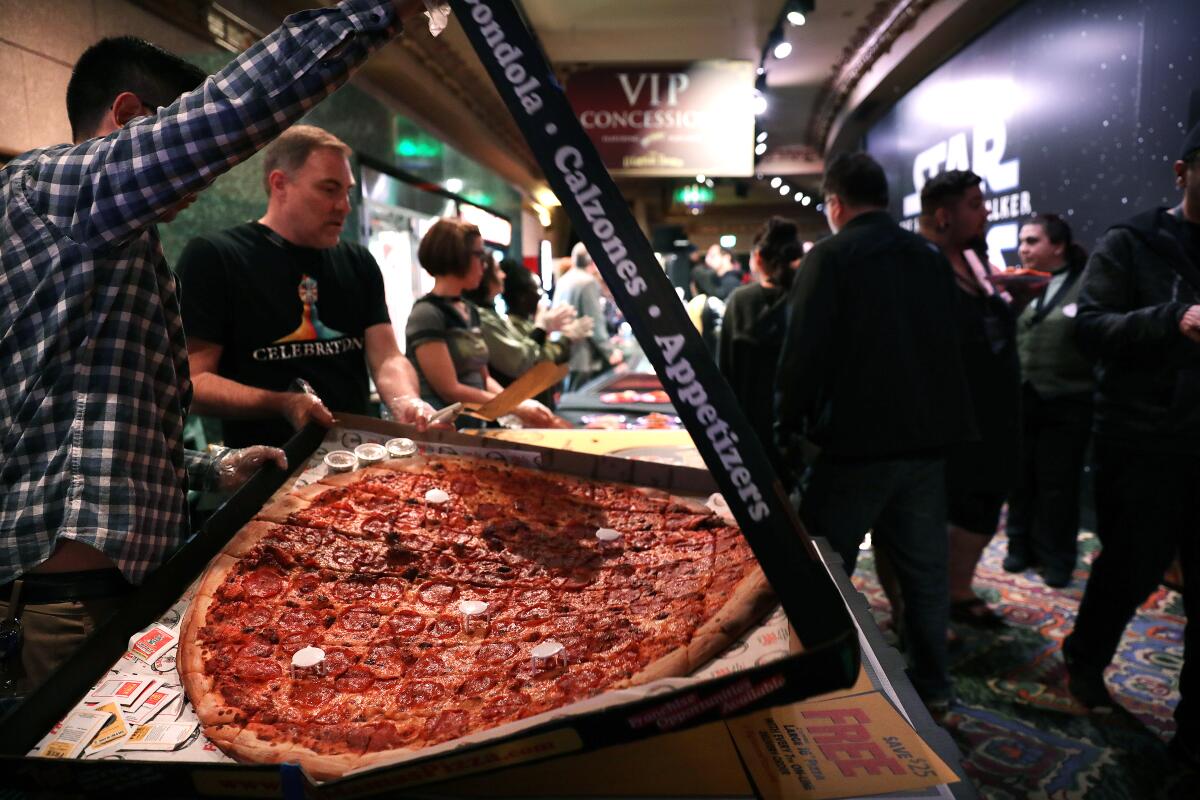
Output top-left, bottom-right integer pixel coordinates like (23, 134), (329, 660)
(37, 624), (197, 758)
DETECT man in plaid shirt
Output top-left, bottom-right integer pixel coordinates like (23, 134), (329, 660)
(0, 0), (432, 695)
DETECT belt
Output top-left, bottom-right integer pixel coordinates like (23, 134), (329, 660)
(0, 569), (133, 604)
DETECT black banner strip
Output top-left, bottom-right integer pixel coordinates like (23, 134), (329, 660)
(447, 0), (857, 657)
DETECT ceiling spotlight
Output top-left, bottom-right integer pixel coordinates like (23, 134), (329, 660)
(444, 177), (464, 193)
(794, 194), (803, 202)
(770, 177), (782, 188)
(752, 91), (769, 116)
(756, 131), (768, 143)
(816, 203), (824, 211)
(705, 179), (714, 187)
(787, 11), (806, 26)
(720, 234), (737, 248)
(755, 142), (767, 156)
(801, 195), (812, 206)
(756, 66), (765, 76)
(773, 41), (792, 60)
(696, 174), (706, 184)
(779, 185), (791, 196)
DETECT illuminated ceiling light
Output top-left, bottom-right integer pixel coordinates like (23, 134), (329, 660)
(531, 202), (552, 227)
(756, 131), (768, 143)
(787, 11), (806, 26)
(770, 177), (782, 188)
(801, 196), (812, 206)
(444, 177), (464, 193)
(696, 174), (706, 183)
(752, 91), (769, 116)
(756, 66), (765, 75)
(779, 185), (791, 196)
(773, 41), (792, 60)
(719, 234), (737, 248)
(534, 187), (560, 207)
(794, 194), (803, 202)
(754, 142), (767, 156)
(705, 179), (714, 187)
(816, 203), (824, 211)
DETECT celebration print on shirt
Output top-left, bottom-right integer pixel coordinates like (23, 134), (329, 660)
(275, 274), (346, 343)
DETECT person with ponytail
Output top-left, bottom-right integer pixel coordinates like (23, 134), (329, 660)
(718, 217), (801, 476)
(1002, 214), (1095, 587)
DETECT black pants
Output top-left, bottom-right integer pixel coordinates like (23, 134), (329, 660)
(1064, 440), (1200, 732)
(801, 455), (950, 703)
(1005, 385), (1092, 572)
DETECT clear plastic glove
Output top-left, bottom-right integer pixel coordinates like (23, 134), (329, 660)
(279, 390), (335, 430)
(561, 315), (594, 342)
(387, 395), (438, 431)
(534, 304), (575, 333)
(513, 399), (559, 429)
(209, 446), (288, 492)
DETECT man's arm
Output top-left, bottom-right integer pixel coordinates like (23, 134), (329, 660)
(774, 246), (839, 454)
(187, 337), (334, 429)
(364, 323), (435, 426)
(1075, 230), (1193, 360)
(30, 1), (427, 251)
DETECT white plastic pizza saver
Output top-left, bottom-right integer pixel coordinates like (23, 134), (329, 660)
(353, 442), (387, 466)
(385, 437), (418, 458)
(323, 450), (357, 473)
(458, 600), (489, 617)
(595, 527), (622, 542)
(424, 488), (451, 504)
(531, 640), (565, 660)
(291, 646), (326, 669)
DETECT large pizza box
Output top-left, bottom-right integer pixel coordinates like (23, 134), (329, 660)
(0, 417), (859, 797)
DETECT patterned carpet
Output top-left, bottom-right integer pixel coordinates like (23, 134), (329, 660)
(851, 532), (1193, 799)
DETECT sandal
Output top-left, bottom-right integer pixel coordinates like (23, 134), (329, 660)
(950, 597), (1006, 628)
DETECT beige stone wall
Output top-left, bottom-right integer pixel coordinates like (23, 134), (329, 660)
(0, 0), (219, 156)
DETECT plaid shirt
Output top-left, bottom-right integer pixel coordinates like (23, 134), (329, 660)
(0, 0), (399, 585)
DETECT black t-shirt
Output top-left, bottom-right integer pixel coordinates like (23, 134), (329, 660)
(177, 222), (390, 447)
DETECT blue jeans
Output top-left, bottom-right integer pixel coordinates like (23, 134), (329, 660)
(801, 455), (951, 702)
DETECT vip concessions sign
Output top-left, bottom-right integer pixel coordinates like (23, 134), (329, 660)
(565, 61), (756, 177)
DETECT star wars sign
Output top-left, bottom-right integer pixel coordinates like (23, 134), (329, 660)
(566, 61), (755, 177)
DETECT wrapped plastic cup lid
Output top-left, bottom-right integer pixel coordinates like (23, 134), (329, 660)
(425, 488), (450, 504)
(354, 443), (387, 464)
(324, 451), (357, 472)
(458, 600), (489, 616)
(291, 646), (325, 668)
(595, 528), (621, 541)
(386, 437), (418, 458)
(531, 640), (565, 659)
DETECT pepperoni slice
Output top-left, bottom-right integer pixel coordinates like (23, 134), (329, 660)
(555, 665), (608, 699)
(335, 665), (376, 693)
(418, 582), (459, 606)
(365, 644), (412, 677)
(333, 577), (373, 602)
(396, 680), (446, 707)
(459, 672), (497, 696)
(371, 577), (408, 602)
(338, 608), (381, 632)
(276, 608), (322, 633)
(423, 709), (469, 743)
(383, 611), (425, 638)
(428, 616), (461, 639)
(516, 605), (552, 623)
(237, 638), (275, 659)
(367, 720), (422, 752)
(409, 652), (446, 678)
(480, 694), (530, 723)
(319, 648), (354, 678)
(289, 680), (335, 709)
(475, 641), (516, 665)
(232, 657), (282, 681)
(243, 568), (285, 598)
(515, 588), (552, 605)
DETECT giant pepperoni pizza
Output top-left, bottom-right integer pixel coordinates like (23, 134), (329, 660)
(179, 453), (772, 779)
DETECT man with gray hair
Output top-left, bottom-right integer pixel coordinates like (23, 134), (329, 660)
(552, 241), (623, 390)
(177, 124), (434, 447)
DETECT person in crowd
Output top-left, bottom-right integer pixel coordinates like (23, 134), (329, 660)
(497, 259), (593, 408)
(694, 244), (743, 300)
(775, 152), (976, 714)
(918, 170), (1021, 629)
(1002, 214), (1094, 587)
(719, 216), (802, 478)
(177, 125), (434, 448)
(463, 254), (589, 411)
(553, 242), (623, 390)
(0, 0), (433, 694)
(406, 220), (557, 428)
(1062, 120), (1200, 769)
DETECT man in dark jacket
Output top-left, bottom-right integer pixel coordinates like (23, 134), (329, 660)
(775, 152), (976, 712)
(1063, 120), (1200, 768)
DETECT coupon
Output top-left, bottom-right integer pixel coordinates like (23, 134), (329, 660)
(121, 721), (198, 751)
(124, 687), (180, 726)
(128, 624), (178, 663)
(87, 676), (159, 707)
(84, 702), (130, 755)
(39, 708), (109, 759)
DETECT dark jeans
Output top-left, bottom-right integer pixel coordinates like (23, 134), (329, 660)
(801, 455), (950, 702)
(1005, 385), (1092, 572)
(1064, 440), (1200, 732)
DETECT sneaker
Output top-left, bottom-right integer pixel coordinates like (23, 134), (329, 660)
(1002, 552), (1030, 573)
(1064, 650), (1115, 712)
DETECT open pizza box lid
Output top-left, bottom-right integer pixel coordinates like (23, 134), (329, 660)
(1, 416), (859, 797)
